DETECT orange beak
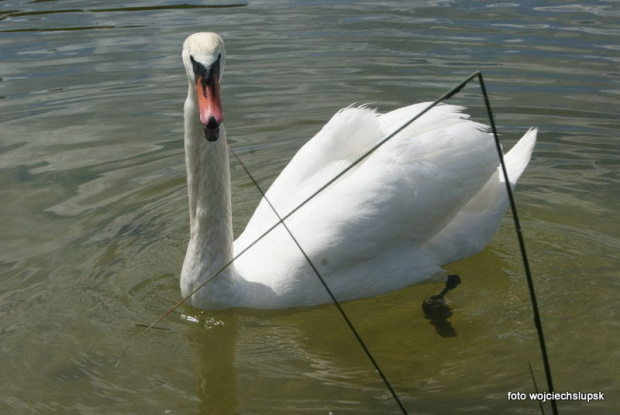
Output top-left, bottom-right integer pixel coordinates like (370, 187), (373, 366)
(195, 74), (223, 141)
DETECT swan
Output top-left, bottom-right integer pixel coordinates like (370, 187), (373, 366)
(179, 32), (537, 310)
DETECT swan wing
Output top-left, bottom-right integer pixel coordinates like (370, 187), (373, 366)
(239, 103), (496, 239)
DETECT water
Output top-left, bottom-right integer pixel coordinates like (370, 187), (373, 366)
(1, 0), (619, 413)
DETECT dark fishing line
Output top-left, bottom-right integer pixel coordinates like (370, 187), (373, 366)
(529, 362), (546, 415)
(476, 72), (558, 415)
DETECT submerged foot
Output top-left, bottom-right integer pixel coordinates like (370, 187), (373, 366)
(422, 275), (461, 337)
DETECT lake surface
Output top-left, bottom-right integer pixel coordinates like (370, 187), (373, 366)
(1, 0), (619, 414)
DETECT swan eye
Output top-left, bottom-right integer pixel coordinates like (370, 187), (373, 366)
(190, 54), (221, 85)
(190, 55), (206, 79)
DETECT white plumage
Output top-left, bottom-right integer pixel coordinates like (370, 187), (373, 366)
(179, 33), (537, 309)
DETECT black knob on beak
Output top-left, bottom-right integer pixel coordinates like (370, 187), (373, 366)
(206, 116), (220, 130)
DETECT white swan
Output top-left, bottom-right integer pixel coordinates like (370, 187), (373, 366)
(180, 32), (537, 310)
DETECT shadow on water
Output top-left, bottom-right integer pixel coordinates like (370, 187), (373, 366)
(1, 3), (248, 19)
(0, 4), (249, 33)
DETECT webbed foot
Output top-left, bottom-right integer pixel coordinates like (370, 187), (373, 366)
(422, 274), (461, 337)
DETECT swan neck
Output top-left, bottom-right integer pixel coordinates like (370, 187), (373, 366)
(181, 92), (235, 307)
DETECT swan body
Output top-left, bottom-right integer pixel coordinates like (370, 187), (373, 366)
(180, 33), (537, 310)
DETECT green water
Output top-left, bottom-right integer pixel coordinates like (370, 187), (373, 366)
(1, 1), (619, 414)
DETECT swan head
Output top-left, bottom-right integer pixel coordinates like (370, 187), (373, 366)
(182, 32), (226, 142)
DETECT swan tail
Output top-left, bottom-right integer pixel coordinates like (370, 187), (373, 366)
(503, 128), (537, 187)
(427, 128), (537, 265)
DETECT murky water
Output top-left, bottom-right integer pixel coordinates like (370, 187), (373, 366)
(1, 1), (619, 414)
